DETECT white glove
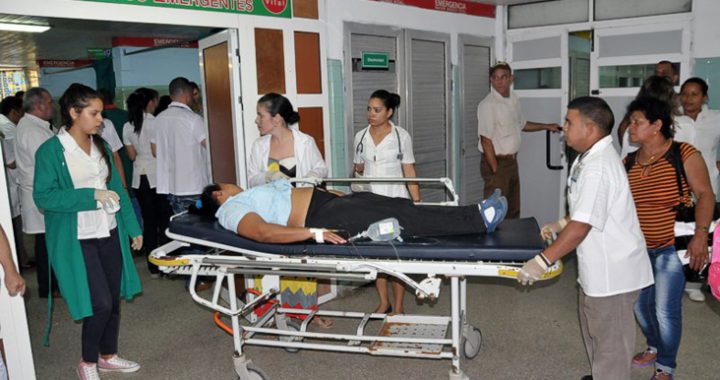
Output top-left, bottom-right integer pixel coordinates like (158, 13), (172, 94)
(517, 254), (550, 286)
(540, 217), (568, 242)
(265, 170), (289, 183)
(94, 189), (119, 210)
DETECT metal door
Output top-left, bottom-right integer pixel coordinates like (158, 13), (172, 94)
(405, 30), (451, 203)
(507, 29), (568, 225)
(458, 35), (493, 205)
(198, 29), (246, 186)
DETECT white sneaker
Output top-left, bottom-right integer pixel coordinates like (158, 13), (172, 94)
(685, 288), (706, 302)
(97, 355), (140, 373)
(76, 361), (101, 380)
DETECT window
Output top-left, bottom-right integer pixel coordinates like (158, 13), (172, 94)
(514, 67), (562, 90)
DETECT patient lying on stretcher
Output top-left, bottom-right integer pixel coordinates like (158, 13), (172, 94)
(189, 179), (508, 245)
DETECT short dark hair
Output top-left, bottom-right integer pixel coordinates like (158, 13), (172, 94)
(0, 96), (23, 116)
(490, 61), (512, 77)
(656, 60), (677, 76)
(188, 184), (221, 217)
(169, 77), (193, 97)
(567, 96), (615, 136)
(681, 77), (709, 97)
(626, 96), (674, 139)
(23, 87), (50, 113)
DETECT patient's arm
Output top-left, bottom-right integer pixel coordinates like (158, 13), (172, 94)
(237, 212), (346, 244)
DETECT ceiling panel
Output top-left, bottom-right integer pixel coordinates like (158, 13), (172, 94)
(0, 14), (216, 69)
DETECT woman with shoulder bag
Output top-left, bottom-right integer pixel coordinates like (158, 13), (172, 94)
(623, 97), (714, 380)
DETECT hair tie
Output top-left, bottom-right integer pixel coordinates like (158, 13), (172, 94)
(195, 199), (203, 209)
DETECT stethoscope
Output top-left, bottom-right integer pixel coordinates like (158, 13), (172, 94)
(355, 126), (403, 161)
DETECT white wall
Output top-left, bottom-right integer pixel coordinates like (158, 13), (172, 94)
(38, 66), (96, 98)
(324, 0), (496, 64)
(692, 0), (720, 58)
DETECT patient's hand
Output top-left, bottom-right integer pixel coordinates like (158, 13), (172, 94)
(323, 230), (347, 244)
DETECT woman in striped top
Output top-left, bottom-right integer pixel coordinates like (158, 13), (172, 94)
(624, 97), (714, 380)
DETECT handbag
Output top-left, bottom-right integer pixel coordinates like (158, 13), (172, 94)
(668, 142), (719, 280)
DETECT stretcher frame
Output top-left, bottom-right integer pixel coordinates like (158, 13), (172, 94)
(149, 178), (562, 380)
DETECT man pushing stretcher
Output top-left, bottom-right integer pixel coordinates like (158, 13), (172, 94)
(190, 179), (508, 244)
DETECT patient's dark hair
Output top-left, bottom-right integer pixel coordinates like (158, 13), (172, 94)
(188, 184), (221, 217)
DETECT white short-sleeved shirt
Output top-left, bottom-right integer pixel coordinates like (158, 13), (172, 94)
(674, 107), (720, 194)
(15, 113), (55, 233)
(123, 113), (157, 189)
(100, 119), (123, 153)
(476, 87), (527, 155)
(567, 135), (653, 297)
(58, 129), (116, 239)
(353, 122), (415, 199)
(150, 101), (210, 195)
(0, 115), (20, 217)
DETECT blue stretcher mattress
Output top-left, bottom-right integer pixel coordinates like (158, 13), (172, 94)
(169, 213), (544, 262)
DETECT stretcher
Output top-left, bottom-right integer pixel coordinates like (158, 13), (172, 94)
(149, 210), (562, 380)
(150, 177), (561, 379)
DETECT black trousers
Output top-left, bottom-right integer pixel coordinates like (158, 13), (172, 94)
(35, 233), (58, 297)
(135, 175), (169, 274)
(304, 191), (486, 238)
(80, 228), (123, 363)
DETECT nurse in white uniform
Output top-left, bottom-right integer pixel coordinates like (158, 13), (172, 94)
(352, 89), (420, 314)
(353, 90), (420, 202)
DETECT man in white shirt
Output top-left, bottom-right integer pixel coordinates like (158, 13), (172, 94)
(101, 118), (129, 190)
(15, 87), (58, 297)
(150, 77), (210, 214)
(477, 62), (561, 218)
(0, 96), (30, 268)
(517, 97), (654, 380)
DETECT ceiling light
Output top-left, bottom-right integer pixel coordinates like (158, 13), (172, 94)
(0, 22), (50, 33)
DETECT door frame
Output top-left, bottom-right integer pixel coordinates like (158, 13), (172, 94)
(404, 29), (453, 192)
(343, 22), (405, 172)
(198, 29), (246, 186)
(506, 28), (569, 221)
(456, 34), (494, 202)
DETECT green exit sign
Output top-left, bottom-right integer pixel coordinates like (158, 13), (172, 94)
(362, 51), (389, 69)
(87, 48), (111, 60)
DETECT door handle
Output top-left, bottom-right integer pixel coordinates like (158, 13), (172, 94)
(546, 130), (563, 170)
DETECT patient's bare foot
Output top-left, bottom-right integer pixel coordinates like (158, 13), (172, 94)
(310, 316), (333, 329)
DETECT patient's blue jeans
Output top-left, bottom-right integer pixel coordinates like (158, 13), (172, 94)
(634, 245), (685, 374)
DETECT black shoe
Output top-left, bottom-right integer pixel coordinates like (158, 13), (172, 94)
(581, 376), (593, 380)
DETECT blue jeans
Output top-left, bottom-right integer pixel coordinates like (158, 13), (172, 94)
(167, 194), (200, 215)
(634, 245), (685, 374)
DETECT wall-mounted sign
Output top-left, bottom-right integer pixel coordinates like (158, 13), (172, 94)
(112, 37), (198, 48)
(370, 0), (495, 18)
(37, 60), (93, 68)
(362, 51), (389, 70)
(79, 0), (292, 18)
(87, 48), (112, 59)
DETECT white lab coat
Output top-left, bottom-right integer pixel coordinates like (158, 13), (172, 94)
(0, 114), (20, 217)
(353, 123), (416, 199)
(15, 113), (55, 233)
(247, 128), (327, 188)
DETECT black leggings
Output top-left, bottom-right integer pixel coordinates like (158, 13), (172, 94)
(305, 191), (485, 238)
(80, 228), (123, 363)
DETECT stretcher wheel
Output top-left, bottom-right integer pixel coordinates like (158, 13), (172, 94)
(280, 319), (303, 353)
(462, 326), (482, 359)
(237, 363), (268, 380)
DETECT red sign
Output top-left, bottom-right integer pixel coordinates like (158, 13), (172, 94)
(262, 0), (288, 14)
(37, 60), (93, 68)
(111, 37), (199, 48)
(371, 0), (495, 18)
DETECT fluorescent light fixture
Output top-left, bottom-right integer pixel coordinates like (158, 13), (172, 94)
(0, 22), (50, 33)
